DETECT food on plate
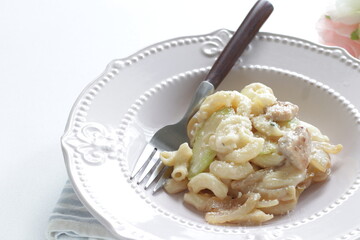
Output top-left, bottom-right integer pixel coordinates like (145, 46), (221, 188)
(160, 83), (342, 225)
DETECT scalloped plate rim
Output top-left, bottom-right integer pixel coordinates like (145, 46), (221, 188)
(62, 29), (360, 133)
(61, 30), (360, 240)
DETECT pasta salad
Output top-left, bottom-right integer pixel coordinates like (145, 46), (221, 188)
(160, 83), (342, 225)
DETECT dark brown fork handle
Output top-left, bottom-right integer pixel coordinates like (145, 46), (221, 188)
(205, 0), (274, 88)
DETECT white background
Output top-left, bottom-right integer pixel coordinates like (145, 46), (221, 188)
(0, 0), (334, 239)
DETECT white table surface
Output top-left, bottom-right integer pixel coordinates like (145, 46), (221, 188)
(0, 0), (334, 239)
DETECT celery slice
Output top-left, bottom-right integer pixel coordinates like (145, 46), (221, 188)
(188, 107), (234, 178)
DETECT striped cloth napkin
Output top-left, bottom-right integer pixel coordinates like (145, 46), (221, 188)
(46, 181), (118, 240)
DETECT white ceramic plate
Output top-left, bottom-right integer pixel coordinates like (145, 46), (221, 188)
(62, 30), (360, 240)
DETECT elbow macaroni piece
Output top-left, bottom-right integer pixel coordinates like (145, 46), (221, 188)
(161, 83), (342, 226)
(208, 115), (253, 154)
(164, 178), (189, 194)
(252, 115), (283, 137)
(160, 143), (192, 181)
(251, 152), (285, 168)
(187, 173), (228, 199)
(187, 91), (252, 143)
(209, 161), (254, 180)
(240, 83), (277, 116)
(220, 136), (264, 164)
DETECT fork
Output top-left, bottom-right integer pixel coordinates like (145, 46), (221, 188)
(130, 0), (274, 192)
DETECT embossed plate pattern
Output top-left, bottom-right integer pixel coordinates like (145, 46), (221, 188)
(62, 30), (360, 240)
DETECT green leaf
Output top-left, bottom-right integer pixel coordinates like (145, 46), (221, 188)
(350, 28), (360, 40)
(325, 15), (331, 20)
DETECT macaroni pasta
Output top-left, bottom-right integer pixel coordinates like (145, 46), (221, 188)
(161, 82), (342, 225)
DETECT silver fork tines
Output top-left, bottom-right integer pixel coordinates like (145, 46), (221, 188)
(137, 149), (160, 184)
(130, 144), (156, 180)
(143, 160), (165, 188)
(130, 81), (215, 192)
(131, 143), (172, 193)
